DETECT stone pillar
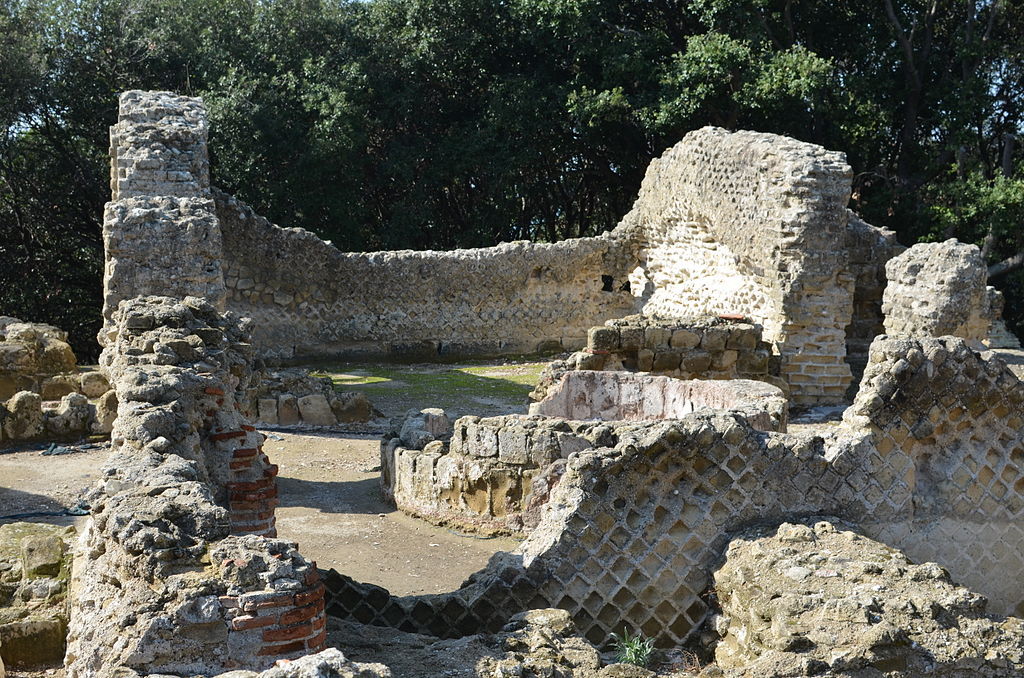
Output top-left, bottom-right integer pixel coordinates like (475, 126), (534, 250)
(99, 91), (226, 345)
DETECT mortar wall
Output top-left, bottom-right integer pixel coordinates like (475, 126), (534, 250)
(215, 191), (637, 361)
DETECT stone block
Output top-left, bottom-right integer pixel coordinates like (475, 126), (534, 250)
(498, 427), (529, 465)
(700, 328), (729, 352)
(278, 394), (300, 426)
(21, 536), (64, 578)
(40, 375), (78, 400)
(588, 327), (619, 352)
(620, 328), (644, 351)
(670, 329), (701, 350)
(79, 371), (110, 398)
(297, 394), (336, 426)
(3, 392), (42, 440)
(0, 619), (65, 669)
(652, 350), (681, 372)
(331, 393), (373, 423)
(725, 324), (758, 350)
(636, 349), (654, 372)
(681, 351), (712, 373)
(643, 327), (672, 349)
(93, 390), (117, 434)
(257, 398), (279, 425)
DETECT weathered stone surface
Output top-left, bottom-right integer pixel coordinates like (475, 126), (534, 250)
(278, 394), (300, 425)
(883, 238), (990, 344)
(0, 522), (75, 669)
(93, 389), (118, 434)
(529, 372), (787, 432)
(43, 392), (95, 440)
(65, 296), (309, 677)
(297, 393), (336, 426)
(251, 368), (377, 427)
(79, 370), (111, 398)
(20, 536), (63, 579)
(332, 392), (373, 423)
(3, 391), (42, 440)
(709, 518), (1024, 677)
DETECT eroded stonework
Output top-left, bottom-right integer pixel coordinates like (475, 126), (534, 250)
(102, 90), (915, 405)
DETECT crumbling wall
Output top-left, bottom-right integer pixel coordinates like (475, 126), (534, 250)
(66, 296), (329, 675)
(619, 127), (857, 405)
(100, 91), (226, 345)
(844, 213), (904, 385)
(331, 334), (1024, 647)
(711, 519), (1024, 676)
(882, 239), (991, 343)
(215, 190), (636, 360)
(103, 92), (899, 406)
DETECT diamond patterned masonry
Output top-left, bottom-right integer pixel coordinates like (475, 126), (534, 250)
(102, 90), (918, 405)
(332, 334), (1024, 649)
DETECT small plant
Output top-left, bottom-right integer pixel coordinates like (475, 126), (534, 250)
(610, 627), (656, 667)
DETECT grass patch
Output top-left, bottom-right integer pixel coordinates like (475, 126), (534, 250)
(310, 361), (547, 417)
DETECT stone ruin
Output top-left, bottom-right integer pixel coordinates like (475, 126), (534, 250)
(4, 88), (1024, 676)
(0, 318), (116, 445)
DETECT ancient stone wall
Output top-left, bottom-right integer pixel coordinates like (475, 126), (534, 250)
(330, 334), (1024, 648)
(215, 190), (636, 360)
(619, 127), (857, 405)
(882, 239), (991, 344)
(844, 213), (904, 385)
(102, 92), (907, 405)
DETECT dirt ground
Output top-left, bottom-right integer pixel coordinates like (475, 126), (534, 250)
(267, 431), (518, 595)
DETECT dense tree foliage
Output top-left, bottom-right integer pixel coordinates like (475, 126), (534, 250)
(1, 0), (1021, 360)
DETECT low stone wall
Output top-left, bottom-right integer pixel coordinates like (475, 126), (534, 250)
(250, 368), (376, 428)
(530, 372), (787, 432)
(382, 411), (626, 536)
(65, 296), (330, 675)
(530, 315), (775, 403)
(335, 333), (1024, 648)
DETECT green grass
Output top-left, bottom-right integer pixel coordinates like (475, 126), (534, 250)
(309, 361), (547, 417)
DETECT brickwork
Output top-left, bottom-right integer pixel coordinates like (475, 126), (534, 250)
(843, 213), (904, 386)
(64, 297), (323, 676)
